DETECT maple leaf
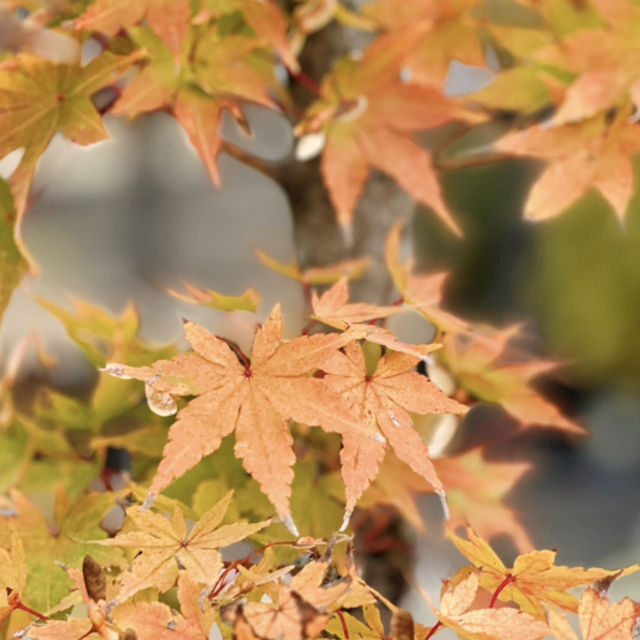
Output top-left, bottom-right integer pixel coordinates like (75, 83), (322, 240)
(0, 50), (140, 264)
(167, 281), (260, 312)
(436, 571), (552, 640)
(0, 180), (27, 323)
(254, 249), (371, 285)
(310, 278), (445, 360)
(440, 325), (585, 435)
(386, 224), (582, 434)
(26, 619), (98, 640)
(322, 341), (468, 523)
(229, 560), (350, 640)
(194, 0), (298, 71)
(75, 0), (191, 56)
(384, 222), (469, 333)
(111, 572), (216, 639)
(433, 447), (534, 552)
(362, 0), (485, 89)
(355, 452), (434, 531)
(95, 491), (269, 600)
(532, 0), (640, 125)
(111, 25), (276, 186)
(496, 111), (640, 223)
(549, 587), (640, 640)
(36, 298), (175, 368)
(297, 32), (478, 235)
(0, 489), (125, 613)
(0, 527), (26, 623)
(325, 609), (383, 640)
(447, 525), (640, 620)
(310, 278), (402, 329)
(104, 306), (375, 528)
(515, 0), (602, 37)
(28, 558), (115, 640)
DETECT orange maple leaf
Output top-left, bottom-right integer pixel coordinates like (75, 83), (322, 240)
(532, 0), (640, 125)
(447, 525), (640, 620)
(385, 222), (469, 333)
(436, 571), (551, 640)
(75, 0), (191, 56)
(231, 560), (350, 640)
(362, 0), (485, 89)
(433, 447), (534, 552)
(111, 571), (215, 639)
(310, 278), (445, 360)
(496, 111), (640, 223)
(105, 305), (375, 528)
(322, 341), (468, 524)
(110, 24), (276, 186)
(95, 491), (269, 600)
(310, 278), (401, 329)
(549, 587), (640, 640)
(441, 325), (585, 435)
(297, 31), (478, 235)
(385, 224), (582, 434)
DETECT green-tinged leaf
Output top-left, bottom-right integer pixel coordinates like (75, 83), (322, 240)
(325, 610), (382, 640)
(167, 281), (260, 312)
(469, 66), (553, 115)
(92, 425), (168, 457)
(0, 180), (27, 319)
(0, 50), (141, 247)
(290, 458), (344, 538)
(0, 490), (125, 613)
(20, 458), (98, 500)
(0, 425), (28, 493)
(254, 250), (371, 284)
(36, 298), (175, 368)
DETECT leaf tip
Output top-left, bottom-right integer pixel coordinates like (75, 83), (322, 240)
(141, 493), (156, 512)
(340, 509), (353, 532)
(282, 513), (299, 537)
(436, 488), (450, 521)
(340, 222), (355, 248)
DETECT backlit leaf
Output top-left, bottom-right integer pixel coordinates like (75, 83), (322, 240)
(95, 491), (269, 600)
(104, 308), (373, 526)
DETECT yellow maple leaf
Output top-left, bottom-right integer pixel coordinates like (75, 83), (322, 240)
(95, 491), (269, 600)
(0, 50), (140, 266)
(447, 525), (640, 620)
(437, 571), (552, 640)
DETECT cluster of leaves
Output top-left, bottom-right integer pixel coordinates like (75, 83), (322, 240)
(2, 0), (640, 638)
(0, 236), (635, 638)
(2, 487), (640, 639)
